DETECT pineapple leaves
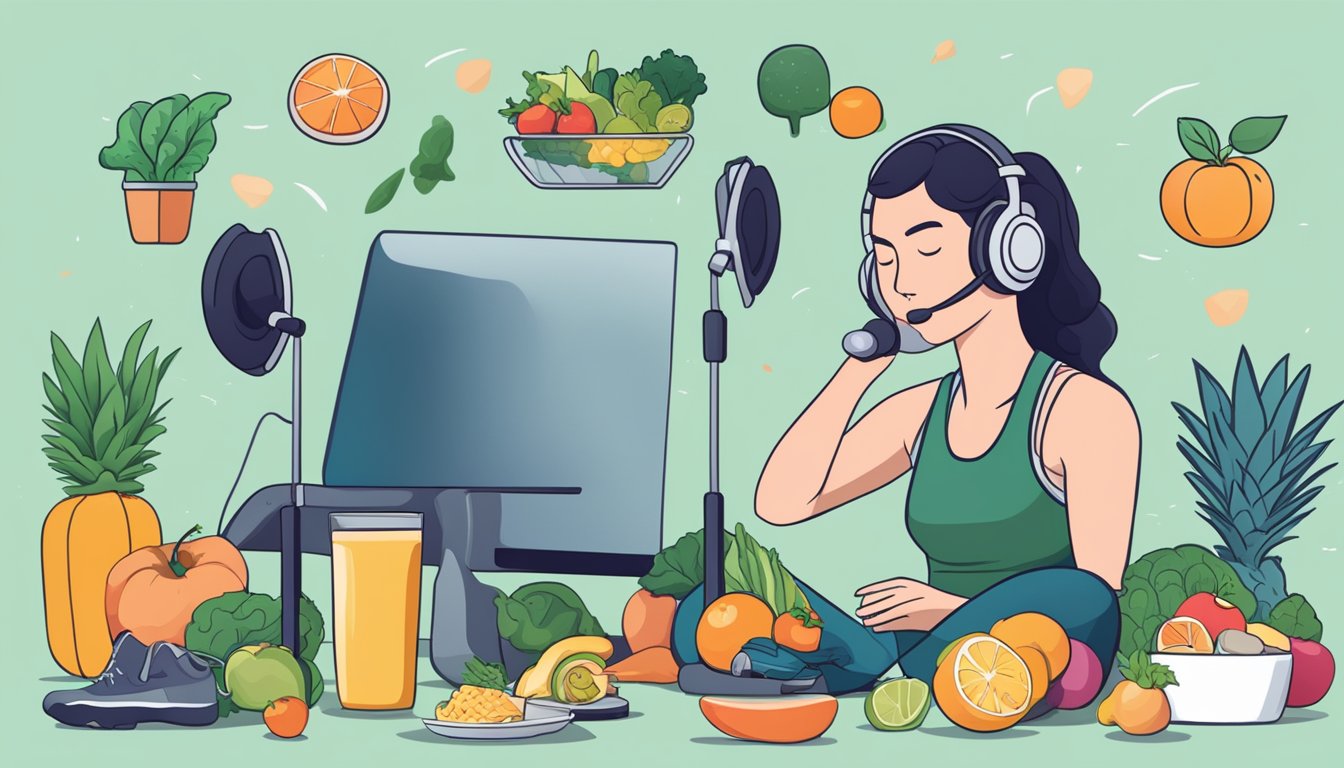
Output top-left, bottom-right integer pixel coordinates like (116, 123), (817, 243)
(1230, 347), (1267, 449)
(41, 320), (180, 497)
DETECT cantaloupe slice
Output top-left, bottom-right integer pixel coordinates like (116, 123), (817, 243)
(932, 39), (956, 64)
(1205, 289), (1249, 326)
(1057, 68), (1093, 109)
(700, 695), (838, 743)
(231, 174), (273, 208)
(456, 58), (492, 94)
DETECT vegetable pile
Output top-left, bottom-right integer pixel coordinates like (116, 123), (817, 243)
(639, 526), (811, 616)
(500, 49), (705, 181)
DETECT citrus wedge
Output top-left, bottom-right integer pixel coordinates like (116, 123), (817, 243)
(865, 678), (931, 731)
(933, 633), (1034, 732)
(289, 53), (388, 144)
(1156, 616), (1214, 654)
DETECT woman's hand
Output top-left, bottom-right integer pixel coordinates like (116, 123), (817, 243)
(854, 577), (966, 632)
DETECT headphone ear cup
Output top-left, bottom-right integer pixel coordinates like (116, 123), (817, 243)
(969, 200), (1011, 294)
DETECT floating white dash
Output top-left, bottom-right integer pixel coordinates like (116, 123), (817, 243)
(243, 124), (269, 130)
(294, 182), (328, 211)
(1299, 222), (1309, 227)
(75, 235), (80, 243)
(200, 394), (217, 405)
(1168, 504), (1177, 509)
(1147, 353), (1160, 360)
(1132, 82), (1200, 118)
(676, 389), (688, 395)
(1324, 547), (1338, 552)
(101, 116), (111, 122)
(1075, 165), (1082, 174)
(192, 73), (202, 81)
(1138, 253), (1161, 261)
(1116, 142), (1130, 147)
(1025, 86), (1054, 116)
(1146, 513), (1160, 517)
(1000, 53), (1014, 60)
(425, 48), (467, 68)
(676, 195), (681, 205)
(791, 287), (811, 300)
(1305, 328), (1311, 334)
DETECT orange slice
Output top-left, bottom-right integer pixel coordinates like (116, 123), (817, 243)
(933, 633), (1035, 732)
(1156, 616), (1214, 654)
(288, 53), (388, 144)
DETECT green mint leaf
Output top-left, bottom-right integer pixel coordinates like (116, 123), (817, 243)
(1178, 117), (1221, 162)
(365, 168), (405, 214)
(1218, 145), (1234, 163)
(1228, 115), (1286, 155)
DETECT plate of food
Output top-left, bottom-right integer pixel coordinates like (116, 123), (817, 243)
(424, 658), (576, 740)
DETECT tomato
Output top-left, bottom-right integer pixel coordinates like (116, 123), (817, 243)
(773, 609), (823, 653)
(516, 104), (557, 135)
(264, 696), (309, 739)
(557, 102), (597, 134)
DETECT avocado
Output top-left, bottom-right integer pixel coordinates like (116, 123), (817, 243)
(549, 652), (608, 703)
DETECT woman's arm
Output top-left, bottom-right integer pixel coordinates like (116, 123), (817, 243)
(1042, 373), (1141, 589)
(755, 356), (939, 526)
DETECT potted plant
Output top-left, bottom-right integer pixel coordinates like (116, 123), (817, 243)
(40, 319), (178, 677)
(98, 92), (231, 244)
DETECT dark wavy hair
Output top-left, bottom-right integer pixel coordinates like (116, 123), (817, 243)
(868, 133), (1118, 382)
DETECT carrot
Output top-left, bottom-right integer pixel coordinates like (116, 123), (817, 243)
(606, 646), (679, 684)
(623, 588), (677, 653)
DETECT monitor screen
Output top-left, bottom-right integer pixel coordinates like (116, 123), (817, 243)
(323, 231), (676, 561)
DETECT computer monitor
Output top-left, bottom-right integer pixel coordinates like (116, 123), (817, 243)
(321, 231), (677, 571)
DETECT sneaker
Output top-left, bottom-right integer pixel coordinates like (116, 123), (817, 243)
(43, 632), (219, 729)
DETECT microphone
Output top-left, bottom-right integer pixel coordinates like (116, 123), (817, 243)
(907, 273), (988, 325)
(843, 318), (900, 361)
(842, 272), (989, 361)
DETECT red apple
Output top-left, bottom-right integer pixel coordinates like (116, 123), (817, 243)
(1287, 638), (1335, 708)
(1174, 592), (1246, 639)
(556, 102), (597, 134)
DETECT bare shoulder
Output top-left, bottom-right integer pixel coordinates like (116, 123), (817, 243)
(1042, 366), (1139, 444)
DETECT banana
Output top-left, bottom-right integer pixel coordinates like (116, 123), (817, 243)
(518, 636), (613, 699)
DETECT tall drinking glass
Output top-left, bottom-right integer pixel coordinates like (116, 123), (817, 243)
(330, 512), (423, 709)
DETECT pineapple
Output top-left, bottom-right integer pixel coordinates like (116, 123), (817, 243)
(1173, 347), (1341, 622)
(40, 319), (179, 676)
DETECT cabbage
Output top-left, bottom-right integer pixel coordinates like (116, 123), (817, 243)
(1117, 545), (1256, 660)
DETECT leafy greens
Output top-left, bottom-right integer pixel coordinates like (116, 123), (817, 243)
(99, 92), (231, 182)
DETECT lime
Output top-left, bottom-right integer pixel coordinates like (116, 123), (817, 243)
(655, 104), (693, 132)
(864, 678), (931, 732)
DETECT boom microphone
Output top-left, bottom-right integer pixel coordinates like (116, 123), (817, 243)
(843, 273), (989, 361)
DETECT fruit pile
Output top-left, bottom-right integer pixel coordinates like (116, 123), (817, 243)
(1155, 591), (1335, 708)
(931, 613), (1105, 733)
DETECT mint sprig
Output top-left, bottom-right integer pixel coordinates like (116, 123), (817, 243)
(1120, 650), (1178, 690)
(1177, 115), (1286, 166)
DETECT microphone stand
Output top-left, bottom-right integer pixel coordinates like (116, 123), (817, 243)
(270, 312), (307, 658)
(703, 250), (732, 607)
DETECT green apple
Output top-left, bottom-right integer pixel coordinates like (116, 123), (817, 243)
(224, 643), (306, 711)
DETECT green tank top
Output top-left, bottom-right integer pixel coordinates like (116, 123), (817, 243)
(905, 351), (1074, 598)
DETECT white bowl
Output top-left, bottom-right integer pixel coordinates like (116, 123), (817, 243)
(1152, 652), (1292, 724)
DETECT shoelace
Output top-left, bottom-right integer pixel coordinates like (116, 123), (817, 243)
(92, 634), (139, 687)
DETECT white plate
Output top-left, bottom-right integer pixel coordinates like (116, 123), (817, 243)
(422, 701), (575, 740)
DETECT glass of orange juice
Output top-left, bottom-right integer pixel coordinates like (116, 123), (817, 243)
(330, 512), (423, 710)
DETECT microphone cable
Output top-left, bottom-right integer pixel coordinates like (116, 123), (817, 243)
(216, 411), (293, 535)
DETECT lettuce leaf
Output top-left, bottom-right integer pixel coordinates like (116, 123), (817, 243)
(1268, 594), (1323, 642)
(185, 591), (325, 716)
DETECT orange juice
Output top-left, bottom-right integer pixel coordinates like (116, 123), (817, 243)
(330, 513), (423, 710)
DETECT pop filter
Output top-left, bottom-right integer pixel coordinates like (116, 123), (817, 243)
(714, 157), (780, 307)
(202, 224), (300, 375)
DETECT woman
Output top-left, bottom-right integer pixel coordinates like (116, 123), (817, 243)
(672, 125), (1139, 703)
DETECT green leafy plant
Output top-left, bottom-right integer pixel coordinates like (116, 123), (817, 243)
(42, 320), (179, 496)
(495, 582), (605, 657)
(757, 44), (831, 137)
(462, 657), (509, 691)
(613, 72), (663, 131)
(1177, 115), (1286, 165)
(1268, 593), (1323, 642)
(1119, 650), (1178, 690)
(98, 93), (231, 182)
(635, 49), (708, 107)
(725, 523), (812, 616)
(1173, 347), (1340, 623)
(185, 591), (325, 716)
(1117, 545), (1255, 660)
(366, 115), (456, 213)
(638, 528), (734, 599)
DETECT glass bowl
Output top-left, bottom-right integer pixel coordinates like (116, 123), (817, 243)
(503, 133), (693, 189)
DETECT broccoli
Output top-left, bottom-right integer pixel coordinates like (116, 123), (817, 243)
(757, 45), (831, 137)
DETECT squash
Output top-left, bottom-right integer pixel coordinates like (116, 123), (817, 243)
(42, 492), (161, 677)
(106, 525), (248, 646)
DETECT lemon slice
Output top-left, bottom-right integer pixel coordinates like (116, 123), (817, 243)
(865, 678), (930, 731)
(655, 104), (692, 132)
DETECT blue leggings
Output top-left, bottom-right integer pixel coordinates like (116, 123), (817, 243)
(670, 567), (1120, 696)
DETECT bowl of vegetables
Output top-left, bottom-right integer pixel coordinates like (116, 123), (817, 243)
(500, 49), (705, 189)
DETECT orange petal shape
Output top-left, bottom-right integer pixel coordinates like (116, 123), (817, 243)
(1205, 289), (1249, 327)
(1057, 68), (1093, 109)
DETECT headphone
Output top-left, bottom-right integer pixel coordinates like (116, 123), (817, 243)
(844, 124), (1045, 360)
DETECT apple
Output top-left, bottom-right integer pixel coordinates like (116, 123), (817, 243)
(1174, 592), (1246, 640)
(1286, 638), (1335, 708)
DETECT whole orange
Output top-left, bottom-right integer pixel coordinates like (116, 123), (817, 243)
(695, 593), (774, 671)
(1160, 156), (1273, 247)
(829, 87), (883, 139)
(990, 612), (1071, 682)
(264, 696), (309, 739)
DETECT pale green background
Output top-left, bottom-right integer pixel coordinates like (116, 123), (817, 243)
(3, 0), (1341, 763)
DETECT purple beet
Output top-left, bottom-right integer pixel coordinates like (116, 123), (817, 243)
(1053, 638), (1106, 709)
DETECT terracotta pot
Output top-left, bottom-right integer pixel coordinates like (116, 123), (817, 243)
(122, 181), (196, 244)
